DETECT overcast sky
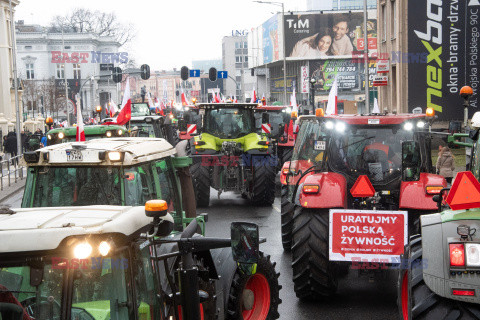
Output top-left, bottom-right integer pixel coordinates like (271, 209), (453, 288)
(16, 0), (306, 70)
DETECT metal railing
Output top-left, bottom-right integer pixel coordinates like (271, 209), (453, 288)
(0, 155), (25, 191)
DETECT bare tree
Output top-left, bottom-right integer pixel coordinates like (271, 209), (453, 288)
(50, 8), (135, 46)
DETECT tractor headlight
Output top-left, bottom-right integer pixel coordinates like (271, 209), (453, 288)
(325, 121), (334, 130)
(47, 134), (52, 140)
(58, 132), (65, 139)
(417, 121), (425, 128)
(466, 244), (480, 267)
(74, 242), (92, 259)
(106, 131), (112, 138)
(99, 241), (112, 257)
(335, 122), (346, 133)
(118, 129), (123, 136)
(403, 122), (413, 131)
(107, 151), (124, 162)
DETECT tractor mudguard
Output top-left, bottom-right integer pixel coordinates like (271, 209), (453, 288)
(210, 247), (237, 320)
(399, 173), (447, 210)
(296, 172), (347, 209)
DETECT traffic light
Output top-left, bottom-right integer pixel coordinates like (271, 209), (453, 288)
(181, 66), (189, 81)
(209, 67), (217, 82)
(112, 67), (123, 83)
(141, 64), (150, 80)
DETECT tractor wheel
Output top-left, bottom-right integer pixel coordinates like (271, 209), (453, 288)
(398, 235), (480, 320)
(165, 124), (179, 146)
(226, 252), (281, 320)
(292, 207), (338, 300)
(280, 185), (295, 251)
(249, 157), (276, 206)
(190, 162), (210, 207)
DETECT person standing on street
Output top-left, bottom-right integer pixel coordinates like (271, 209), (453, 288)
(5, 132), (18, 164)
(436, 145), (455, 184)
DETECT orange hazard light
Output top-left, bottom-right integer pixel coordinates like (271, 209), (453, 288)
(446, 171), (480, 210)
(350, 175), (375, 198)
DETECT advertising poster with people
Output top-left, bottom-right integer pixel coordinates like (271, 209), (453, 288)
(285, 12), (377, 59)
(263, 15), (280, 64)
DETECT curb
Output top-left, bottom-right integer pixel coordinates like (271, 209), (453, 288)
(0, 180), (25, 203)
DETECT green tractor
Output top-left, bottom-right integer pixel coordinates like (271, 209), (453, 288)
(184, 103), (277, 207)
(15, 137), (281, 320)
(46, 124), (127, 146)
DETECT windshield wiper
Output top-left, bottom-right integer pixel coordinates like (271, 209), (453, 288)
(341, 136), (375, 149)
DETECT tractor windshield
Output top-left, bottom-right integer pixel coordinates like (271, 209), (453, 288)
(22, 159), (179, 212)
(204, 108), (254, 138)
(255, 111), (289, 138)
(131, 103), (151, 117)
(130, 122), (159, 138)
(329, 126), (413, 183)
(289, 120), (327, 174)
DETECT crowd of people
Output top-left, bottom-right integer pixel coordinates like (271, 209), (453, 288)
(2, 128), (47, 163)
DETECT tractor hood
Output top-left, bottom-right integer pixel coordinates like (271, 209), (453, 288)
(194, 133), (268, 153)
(0, 206), (152, 253)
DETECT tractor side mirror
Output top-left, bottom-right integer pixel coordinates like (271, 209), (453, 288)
(262, 113), (270, 124)
(231, 222), (259, 264)
(178, 119), (187, 132)
(402, 141), (421, 181)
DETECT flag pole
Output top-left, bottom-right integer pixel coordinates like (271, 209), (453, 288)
(363, 0), (370, 114)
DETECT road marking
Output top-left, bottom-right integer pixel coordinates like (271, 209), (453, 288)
(273, 205), (280, 213)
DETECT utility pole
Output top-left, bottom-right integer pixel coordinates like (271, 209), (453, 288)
(61, 25), (70, 125)
(363, 0), (370, 114)
(9, 0), (22, 157)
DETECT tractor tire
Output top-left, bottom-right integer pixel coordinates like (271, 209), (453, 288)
(165, 124), (179, 146)
(281, 185), (295, 251)
(398, 236), (480, 320)
(226, 252), (281, 320)
(292, 207), (338, 300)
(249, 157), (276, 206)
(191, 162), (210, 207)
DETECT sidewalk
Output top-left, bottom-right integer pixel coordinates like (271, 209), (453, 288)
(0, 171), (26, 203)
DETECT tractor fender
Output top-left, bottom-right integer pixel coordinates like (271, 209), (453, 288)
(296, 172), (347, 209)
(280, 161), (290, 185)
(399, 173), (447, 210)
(210, 247), (237, 320)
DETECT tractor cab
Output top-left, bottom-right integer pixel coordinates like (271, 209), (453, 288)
(46, 125), (127, 146)
(178, 105), (201, 140)
(21, 138), (198, 229)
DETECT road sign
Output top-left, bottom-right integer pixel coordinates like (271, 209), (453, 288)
(217, 71), (228, 79)
(189, 69), (201, 77)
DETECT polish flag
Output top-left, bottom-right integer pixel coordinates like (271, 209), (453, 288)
(76, 98), (85, 142)
(326, 77), (338, 115)
(181, 88), (188, 106)
(233, 95), (238, 103)
(252, 90), (257, 103)
(214, 92), (220, 103)
(148, 92), (155, 109)
(290, 90), (298, 113)
(116, 78), (132, 125)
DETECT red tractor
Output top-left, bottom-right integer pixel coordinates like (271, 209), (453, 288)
(280, 108), (447, 300)
(256, 105), (297, 169)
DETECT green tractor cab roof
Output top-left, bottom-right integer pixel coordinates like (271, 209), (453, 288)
(47, 124), (126, 137)
(23, 137), (176, 167)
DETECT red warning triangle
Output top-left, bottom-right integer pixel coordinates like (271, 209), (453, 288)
(350, 175), (376, 198)
(446, 171), (480, 211)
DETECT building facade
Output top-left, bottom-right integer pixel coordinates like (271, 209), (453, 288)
(376, 0), (407, 114)
(222, 35), (255, 101)
(16, 23), (123, 121)
(307, 0), (376, 11)
(0, 0), (24, 135)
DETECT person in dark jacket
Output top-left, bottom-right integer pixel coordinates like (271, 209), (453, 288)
(5, 132), (18, 164)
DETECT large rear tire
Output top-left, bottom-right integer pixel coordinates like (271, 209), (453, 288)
(191, 162), (210, 207)
(291, 207), (338, 300)
(226, 252), (281, 320)
(249, 157), (276, 206)
(281, 147), (293, 165)
(398, 235), (480, 319)
(281, 185), (294, 251)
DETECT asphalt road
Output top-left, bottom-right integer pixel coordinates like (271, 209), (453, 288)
(4, 188), (399, 320)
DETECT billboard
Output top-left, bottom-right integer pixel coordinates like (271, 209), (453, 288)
(408, 1), (480, 120)
(262, 15), (280, 64)
(284, 12), (377, 59)
(310, 60), (361, 91)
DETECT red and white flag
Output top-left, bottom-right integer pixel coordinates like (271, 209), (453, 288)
(148, 92), (155, 109)
(76, 98), (85, 142)
(326, 77), (338, 115)
(233, 95), (238, 103)
(214, 92), (220, 103)
(116, 78), (132, 125)
(290, 89), (298, 113)
(252, 90), (257, 103)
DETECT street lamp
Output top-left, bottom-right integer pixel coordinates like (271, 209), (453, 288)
(253, 1), (287, 106)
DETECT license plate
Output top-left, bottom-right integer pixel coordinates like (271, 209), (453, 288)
(66, 150), (83, 161)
